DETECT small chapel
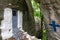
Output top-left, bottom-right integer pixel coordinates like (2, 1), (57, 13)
(0, 0), (37, 40)
(1, 8), (23, 40)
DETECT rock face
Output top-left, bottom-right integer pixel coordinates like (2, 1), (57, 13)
(40, 0), (60, 40)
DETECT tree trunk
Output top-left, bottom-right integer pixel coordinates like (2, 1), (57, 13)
(39, 0), (60, 40)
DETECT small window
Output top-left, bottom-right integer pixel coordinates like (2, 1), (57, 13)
(12, 9), (17, 16)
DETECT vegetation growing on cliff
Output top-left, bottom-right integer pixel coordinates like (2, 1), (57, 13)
(31, 0), (47, 40)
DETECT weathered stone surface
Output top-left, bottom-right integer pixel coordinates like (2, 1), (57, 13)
(50, 0), (56, 3)
(56, 10), (60, 13)
(53, 3), (60, 9)
(40, 0), (60, 40)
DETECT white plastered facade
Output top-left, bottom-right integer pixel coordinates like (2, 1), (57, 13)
(0, 8), (23, 40)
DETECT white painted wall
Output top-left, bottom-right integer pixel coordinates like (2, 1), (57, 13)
(18, 11), (23, 31)
(1, 8), (23, 40)
(1, 8), (13, 39)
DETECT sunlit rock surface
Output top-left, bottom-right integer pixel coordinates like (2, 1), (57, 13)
(40, 0), (60, 40)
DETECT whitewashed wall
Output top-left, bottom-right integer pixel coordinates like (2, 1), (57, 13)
(18, 11), (23, 31)
(1, 8), (23, 40)
(1, 8), (13, 39)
